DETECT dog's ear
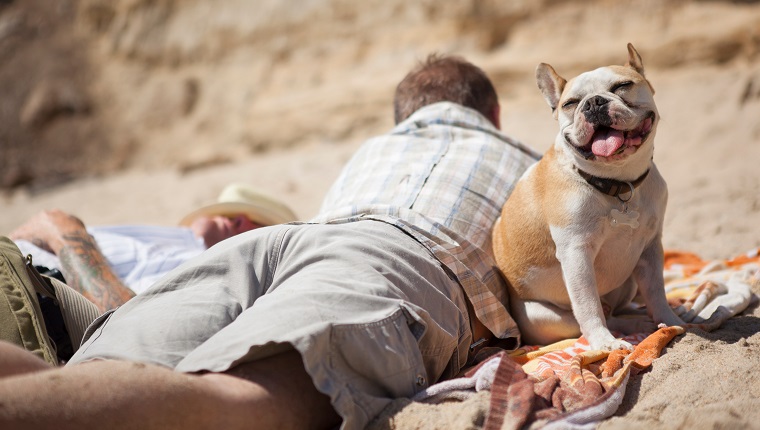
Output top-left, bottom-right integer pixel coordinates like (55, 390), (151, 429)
(626, 43), (655, 93)
(536, 63), (566, 119)
(626, 43), (645, 76)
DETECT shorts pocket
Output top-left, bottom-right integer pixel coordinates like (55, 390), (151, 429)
(325, 304), (458, 427)
(400, 302), (462, 382)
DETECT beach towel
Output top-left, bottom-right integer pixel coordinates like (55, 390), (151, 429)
(369, 248), (759, 430)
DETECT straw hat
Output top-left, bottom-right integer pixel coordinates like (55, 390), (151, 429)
(178, 183), (298, 227)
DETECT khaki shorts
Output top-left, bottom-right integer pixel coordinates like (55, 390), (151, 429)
(70, 221), (473, 430)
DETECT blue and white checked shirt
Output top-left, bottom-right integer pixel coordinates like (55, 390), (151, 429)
(314, 102), (540, 340)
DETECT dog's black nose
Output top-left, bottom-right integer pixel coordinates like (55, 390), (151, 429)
(581, 95), (612, 126)
(583, 96), (609, 113)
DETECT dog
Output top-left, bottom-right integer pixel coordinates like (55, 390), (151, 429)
(492, 44), (684, 351)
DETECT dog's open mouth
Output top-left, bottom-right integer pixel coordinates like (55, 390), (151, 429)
(574, 112), (655, 160)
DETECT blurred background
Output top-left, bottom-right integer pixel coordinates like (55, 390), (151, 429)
(1, 0), (759, 258)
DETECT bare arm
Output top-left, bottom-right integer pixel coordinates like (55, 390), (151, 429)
(9, 210), (135, 313)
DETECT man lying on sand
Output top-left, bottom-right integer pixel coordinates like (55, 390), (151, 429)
(10, 184), (297, 312)
(0, 54), (539, 430)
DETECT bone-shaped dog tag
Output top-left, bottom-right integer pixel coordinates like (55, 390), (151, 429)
(610, 208), (639, 228)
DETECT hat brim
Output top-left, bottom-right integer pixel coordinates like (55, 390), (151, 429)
(178, 201), (297, 227)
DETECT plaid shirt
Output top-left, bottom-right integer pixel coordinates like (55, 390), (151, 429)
(314, 102), (540, 340)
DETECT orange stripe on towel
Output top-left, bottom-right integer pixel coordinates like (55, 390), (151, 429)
(600, 326), (685, 377)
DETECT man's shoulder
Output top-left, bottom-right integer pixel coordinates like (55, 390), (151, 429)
(384, 102), (540, 160)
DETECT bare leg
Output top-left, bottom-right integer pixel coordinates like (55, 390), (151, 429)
(208, 349), (341, 429)
(0, 345), (340, 430)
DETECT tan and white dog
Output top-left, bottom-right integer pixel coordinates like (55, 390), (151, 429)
(492, 44), (684, 351)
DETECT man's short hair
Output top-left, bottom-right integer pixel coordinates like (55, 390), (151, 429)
(393, 54), (499, 125)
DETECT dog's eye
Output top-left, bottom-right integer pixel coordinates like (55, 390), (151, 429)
(561, 99), (579, 109)
(611, 81), (633, 93)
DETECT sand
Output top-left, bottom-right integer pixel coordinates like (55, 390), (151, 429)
(2, 0), (760, 428)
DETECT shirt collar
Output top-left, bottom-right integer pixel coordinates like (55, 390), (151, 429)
(392, 102), (498, 134)
(392, 102), (542, 160)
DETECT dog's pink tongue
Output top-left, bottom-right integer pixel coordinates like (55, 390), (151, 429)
(591, 128), (625, 157)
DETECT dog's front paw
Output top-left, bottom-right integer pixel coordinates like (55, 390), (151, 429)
(589, 336), (633, 352)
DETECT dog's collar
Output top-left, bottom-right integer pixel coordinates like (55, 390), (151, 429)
(576, 168), (650, 201)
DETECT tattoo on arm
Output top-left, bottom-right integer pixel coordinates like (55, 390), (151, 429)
(57, 231), (136, 313)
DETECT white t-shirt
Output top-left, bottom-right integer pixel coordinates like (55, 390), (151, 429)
(16, 225), (207, 295)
